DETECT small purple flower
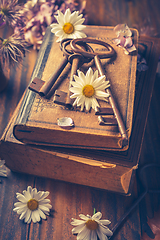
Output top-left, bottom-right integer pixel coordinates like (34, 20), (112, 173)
(13, 0), (88, 50)
(113, 24), (136, 54)
(137, 53), (148, 72)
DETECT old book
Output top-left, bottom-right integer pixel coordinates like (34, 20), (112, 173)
(0, 35), (159, 194)
(12, 25), (138, 151)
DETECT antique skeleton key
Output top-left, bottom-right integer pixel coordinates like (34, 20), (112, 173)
(53, 40), (94, 108)
(28, 53), (69, 96)
(28, 39), (75, 97)
(53, 53), (84, 108)
(71, 38), (128, 145)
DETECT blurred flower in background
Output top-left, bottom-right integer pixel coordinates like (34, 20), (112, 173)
(113, 24), (136, 55)
(0, 34), (27, 66)
(0, 0), (27, 67)
(0, 0), (22, 27)
(13, 0), (88, 49)
(0, 160), (8, 177)
(0, 0), (87, 91)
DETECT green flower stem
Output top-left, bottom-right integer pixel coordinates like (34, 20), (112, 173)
(93, 208), (96, 215)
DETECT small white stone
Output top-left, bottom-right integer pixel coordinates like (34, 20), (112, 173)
(57, 117), (74, 129)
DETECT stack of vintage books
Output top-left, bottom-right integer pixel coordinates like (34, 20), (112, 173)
(0, 26), (159, 194)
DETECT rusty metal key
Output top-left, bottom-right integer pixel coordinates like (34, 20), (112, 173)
(28, 38), (74, 97)
(53, 40), (94, 108)
(53, 53), (84, 108)
(71, 38), (128, 145)
(28, 55), (69, 96)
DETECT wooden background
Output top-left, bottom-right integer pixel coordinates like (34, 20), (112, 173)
(0, 0), (160, 239)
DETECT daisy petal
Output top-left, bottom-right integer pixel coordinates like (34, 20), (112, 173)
(16, 194), (28, 203)
(13, 186), (52, 224)
(71, 218), (85, 226)
(33, 210), (41, 222)
(92, 211), (102, 220)
(70, 93), (81, 99)
(64, 8), (71, 22)
(52, 9), (87, 42)
(91, 97), (99, 110)
(14, 202), (26, 207)
(75, 25), (86, 31)
(74, 18), (85, 26)
(95, 90), (109, 98)
(91, 230), (97, 240)
(39, 199), (51, 204)
(79, 214), (90, 221)
(39, 204), (51, 212)
(19, 209), (28, 220)
(37, 191), (50, 201)
(72, 223), (86, 234)
(24, 209), (32, 223)
(77, 227), (91, 240)
(99, 219), (111, 225)
(85, 97), (92, 111)
(38, 208), (47, 219)
(99, 224), (113, 236)
(97, 228), (108, 240)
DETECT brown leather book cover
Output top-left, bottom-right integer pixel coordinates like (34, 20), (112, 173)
(0, 35), (159, 194)
(12, 25), (138, 151)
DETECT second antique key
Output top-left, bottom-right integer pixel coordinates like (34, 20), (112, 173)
(53, 53), (84, 108)
(53, 40), (94, 108)
(28, 38), (74, 97)
(71, 38), (128, 146)
(28, 52), (69, 97)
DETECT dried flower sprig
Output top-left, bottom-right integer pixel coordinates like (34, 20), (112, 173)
(0, 33), (27, 66)
(113, 24), (136, 55)
(13, 0), (88, 49)
(0, 0), (22, 27)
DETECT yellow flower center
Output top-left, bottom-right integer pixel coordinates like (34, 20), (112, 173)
(63, 23), (74, 34)
(27, 199), (39, 211)
(82, 85), (95, 98)
(85, 219), (98, 230)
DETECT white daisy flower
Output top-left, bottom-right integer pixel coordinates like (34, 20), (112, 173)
(0, 160), (7, 177)
(71, 211), (113, 240)
(69, 67), (110, 111)
(50, 8), (87, 42)
(13, 186), (52, 224)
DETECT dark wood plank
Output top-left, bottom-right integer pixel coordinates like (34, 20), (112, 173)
(0, 171), (35, 240)
(85, 0), (160, 37)
(27, 176), (141, 240)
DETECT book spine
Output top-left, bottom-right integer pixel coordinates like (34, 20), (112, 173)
(0, 140), (134, 194)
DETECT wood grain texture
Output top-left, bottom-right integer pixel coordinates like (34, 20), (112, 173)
(85, 0), (160, 38)
(0, 171), (141, 240)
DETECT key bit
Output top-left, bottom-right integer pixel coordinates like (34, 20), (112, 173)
(65, 53), (84, 109)
(95, 106), (114, 115)
(98, 116), (118, 125)
(28, 77), (45, 94)
(28, 56), (68, 96)
(53, 90), (67, 106)
(71, 38), (128, 146)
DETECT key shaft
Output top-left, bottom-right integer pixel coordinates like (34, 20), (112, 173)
(65, 53), (84, 108)
(94, 55), (128, 144)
